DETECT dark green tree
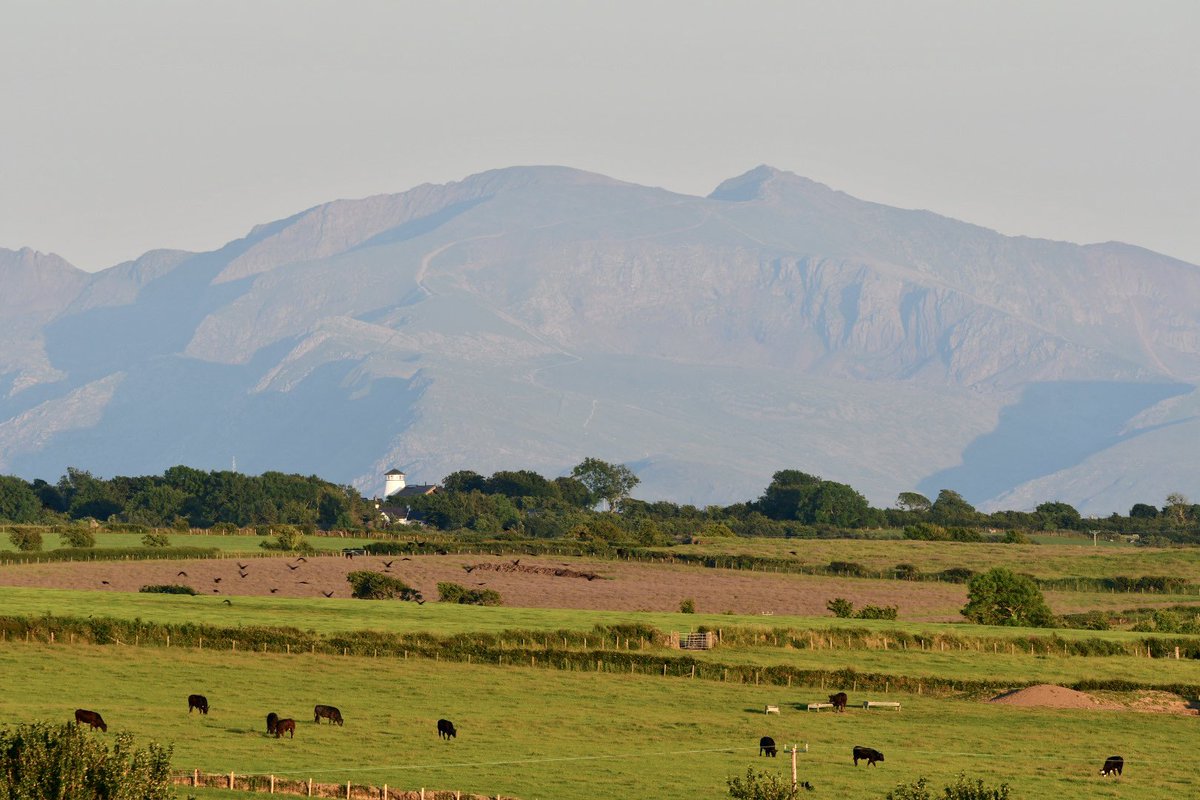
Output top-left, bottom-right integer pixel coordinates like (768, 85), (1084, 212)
(896, 491), (932, 513)
(441, 470), (486, 494)
(1035, 501), (1081, 530)
(0, 475), (40, 522)
(571, 457), (640, 511)
(961, 567), (1054, 627)
(1129, 503), (1158, 519)
(930, 489), (978, 525)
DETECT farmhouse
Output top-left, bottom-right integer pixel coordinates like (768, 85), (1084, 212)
(377, 468), (438, 526)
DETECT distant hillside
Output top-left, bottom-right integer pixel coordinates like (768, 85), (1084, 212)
(1, 165), (1197, 514)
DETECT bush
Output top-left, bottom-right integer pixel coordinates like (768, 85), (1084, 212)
(8, 529), (43, 552)
(140, 532), (170, 548)
(727, 767), (794, 800)
(887, 774), (1011, 800)
(938, 567), (976, 583)
(679, 598), (696, 614)
(826, 598), (855, 618)
(827, 561), (867, 576)
(62, 528), (96, 548)
(856, 604), (899, 620)
(962, 568), (1054, 627)
(346, 570), (422, 601)
(1002, 530), (1031, 544)
(259, 528), (315, 553)
(437, 582), (502, 606)
(139, 584), (198, 595)
(894, 563), (919, 580)
(0, 721), (173, 799)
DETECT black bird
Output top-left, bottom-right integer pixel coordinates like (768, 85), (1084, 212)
(286, 564), (300, 571)
(462, 565), (475, 573)
(177, 571), (188, 577)
(789, 551), (798, 556)
(381, 560), (394, 569)
(239, 572), (249, 579)
(100, 580), (110, 585)
(321, 590), (334, 598)
(270, 588), (279, 594)
(297, 580), (310, 585)
(237, 562), (249, 570)
(213, 577), (222, 583)
(586, 575), (597, 581)
(212, 588), (219, 593)
(511, 558), (520, 566)
(435, 549), (448, 555)
(295, 557), (307, 563)
(222, 599), (232, 605)
(400, 557), (412, 561)
(415, 598), (426, 605)
(476, 582), (487, 586)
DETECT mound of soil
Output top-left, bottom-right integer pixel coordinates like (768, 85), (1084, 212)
(990, 684), (1120, 710)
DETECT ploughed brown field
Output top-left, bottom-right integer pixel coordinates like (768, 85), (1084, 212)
(0, 554), (973, 620)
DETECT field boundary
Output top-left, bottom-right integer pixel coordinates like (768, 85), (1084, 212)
(172, 769), (515, 799)
(5, 613), (1200, 700)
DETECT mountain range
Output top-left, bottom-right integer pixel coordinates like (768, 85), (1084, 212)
(2, 165), (1198, 515)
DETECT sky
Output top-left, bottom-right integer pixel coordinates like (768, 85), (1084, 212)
(2, 0), (1198, 271)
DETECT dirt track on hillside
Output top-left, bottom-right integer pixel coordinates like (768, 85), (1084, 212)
(0, 554), (972, 620)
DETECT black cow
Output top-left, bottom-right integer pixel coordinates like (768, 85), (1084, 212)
(1100, 755), (1123, 777)
(74, 709), (107, 732)
(188, 694), (209, 715)
(266, 712), (279, 735)
(759, 736), (777, 757)
(829, 692), (848, 712)
(853, 746), (884, 766)
(314, 705), (343, 726)
(275, 718), (296, 739)
(437, 719), (457, 739)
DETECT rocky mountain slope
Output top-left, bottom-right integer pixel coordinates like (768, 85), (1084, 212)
(2, 165), (1197, 514)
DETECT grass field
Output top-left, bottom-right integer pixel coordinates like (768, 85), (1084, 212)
(647, 537), (1200, 581)
(0, 532), (380, 554)
(0, 641), (1191, 800)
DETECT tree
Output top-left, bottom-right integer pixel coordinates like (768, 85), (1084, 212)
(1164, 492), (1191, 524)
(1129, 502), (1158, 519)
(1034, 501), (1081, 531)
(570, 457), (639, 511)
(441, 470), (486, 494)
(896, 491), (932, 513)
(0, 476), (41, 523)
(930, 489), (977, 524)
(961, 567), (1054, 627)
(8, 529), (43, 552)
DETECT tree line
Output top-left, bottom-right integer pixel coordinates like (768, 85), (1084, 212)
(1, 462), (1198, 543)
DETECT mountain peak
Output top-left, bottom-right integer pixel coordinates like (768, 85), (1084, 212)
(708, 165), (831, 203)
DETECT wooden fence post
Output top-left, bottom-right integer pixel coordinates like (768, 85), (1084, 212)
(229, 772), (234, 789)
(308, 778), (313, 796)
(346, 780), (351, 798)
(193, 769), (198, 786)
(270, 774), (275, 793)
(383, 784), (387, 799)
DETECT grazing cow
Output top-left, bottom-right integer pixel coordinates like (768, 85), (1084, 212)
(274, 718), (296, 739)
(853, 746), (884, 766)
(1100, 755), (1124, 777)
(314, 705), (344, 726)
(266, 712), (279, 735)
(74, 709), (107, 732)
(829, 692), (848, 712)
(437, 719), (457, 739)
(759, 736), (777, 757)
(188, 694), (209, 715)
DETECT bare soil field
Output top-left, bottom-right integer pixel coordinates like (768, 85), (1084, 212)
(0, 553), (972, 620)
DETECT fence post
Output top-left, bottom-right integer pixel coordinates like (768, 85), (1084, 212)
(383, 784), (387, 799)
(308, 778), (313, 796)
(193, 769), (198, 786)
(229, 772), (234, 789)
(346, 780), (351, 798)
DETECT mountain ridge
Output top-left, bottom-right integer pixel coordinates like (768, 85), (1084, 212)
(1, 165), (1197, 514)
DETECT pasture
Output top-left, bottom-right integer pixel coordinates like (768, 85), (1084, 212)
(0, 640), (1193, 800)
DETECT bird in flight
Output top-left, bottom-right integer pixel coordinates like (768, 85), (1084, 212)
(321, 590), (334, 598)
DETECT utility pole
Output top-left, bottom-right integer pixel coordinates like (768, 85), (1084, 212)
(791, 744), (798, 796)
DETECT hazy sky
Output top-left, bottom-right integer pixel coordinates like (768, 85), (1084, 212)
(2, 0), (1198, 271)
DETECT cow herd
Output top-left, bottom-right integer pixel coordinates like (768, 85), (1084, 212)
(755, 692), (1126, 781)
(73, 694), (458, 744)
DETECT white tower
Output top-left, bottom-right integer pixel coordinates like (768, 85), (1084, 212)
(384, 469), (407, 498)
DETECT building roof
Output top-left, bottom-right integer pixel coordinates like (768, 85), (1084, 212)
(390, 484), (438, 497)
(385, 469), (406, 476)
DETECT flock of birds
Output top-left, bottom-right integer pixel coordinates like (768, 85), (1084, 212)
(96, 555), (445, 602)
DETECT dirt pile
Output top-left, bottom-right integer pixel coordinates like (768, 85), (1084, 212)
(990, 684), (1120, 710)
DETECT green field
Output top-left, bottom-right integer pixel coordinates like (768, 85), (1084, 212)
(648, 537), (1200, 580)
(0, 641), (1190, 800)
(0, 531), (380, 554)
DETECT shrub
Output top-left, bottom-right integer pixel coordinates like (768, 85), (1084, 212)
(856, 604), (899, 621)
(727, 767), (795, 800)
(827, 560), (866, 576)
(61, 528), (96, 548)
(894, 563), (919, 580)
(8, 529), (43, 552)
(679, 598), (696, 614)
(139, 584), (198, 595)
(437, 582), (502, 606)
(0, 721), (173, 799)
(141, 532), (170, 548)
(962, 568), (1054, 627)
(826, 598), (855, 618)
(259, 528), (315, 553)
(1002, 530), (1031, 544)
(888, 774), (1011, 800)
(938, 567), (976, 583)
(347, 570), (422, 601)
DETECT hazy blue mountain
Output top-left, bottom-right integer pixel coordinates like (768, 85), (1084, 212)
(2, 165), (1197, 515)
